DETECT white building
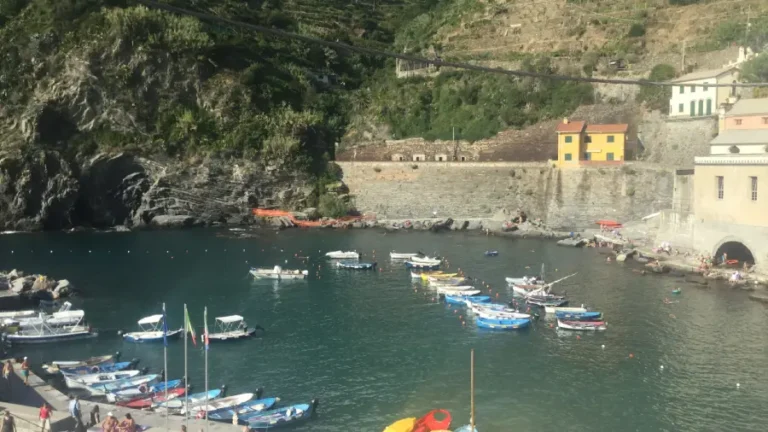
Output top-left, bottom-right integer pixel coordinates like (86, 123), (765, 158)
(668, 66), (740, 118)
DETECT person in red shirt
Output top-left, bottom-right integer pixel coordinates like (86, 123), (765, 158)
(38, 403), (51, 432)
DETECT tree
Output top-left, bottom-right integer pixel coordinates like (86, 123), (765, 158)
(636, 64), (677, 113)
(741, 56), (768, 98)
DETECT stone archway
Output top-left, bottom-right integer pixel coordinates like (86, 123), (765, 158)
(713, 239), (756, 265)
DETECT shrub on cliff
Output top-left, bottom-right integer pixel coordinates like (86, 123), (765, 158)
(636, 64), (676, 113)
(318, 193), (351, 218)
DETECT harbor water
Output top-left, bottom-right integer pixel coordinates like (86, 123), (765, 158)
(2, 229), (768, 432)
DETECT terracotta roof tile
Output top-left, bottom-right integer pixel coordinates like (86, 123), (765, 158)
(585, 124), (629, 133)
(555, 121), (586, 133)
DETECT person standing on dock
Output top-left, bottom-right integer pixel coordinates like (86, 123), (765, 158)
(39, 403), (51, 432)
(20, 358), (29, 386)
(2, 361), (11, 399)
(1, 411), (15, 432)
(68, 395), (82, 432)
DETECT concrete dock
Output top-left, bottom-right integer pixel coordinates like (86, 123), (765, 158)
(0, 359), (243, 432)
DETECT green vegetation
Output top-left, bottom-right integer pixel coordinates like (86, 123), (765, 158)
(636, 64), (676, 113)
(741, 56), (768, 98)
(370, 57), (594, 141)
(627, 23), (645, 38)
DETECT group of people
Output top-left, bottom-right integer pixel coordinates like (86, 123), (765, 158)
(69, 395), (136, 432)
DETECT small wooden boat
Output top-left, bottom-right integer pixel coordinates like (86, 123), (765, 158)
(207, 397), (279, 422)
(207, 315), (258, 342)
(88, 374), (162, 396)
(484, 251), (499, 257)
(108, 379), (184, 402)
(526, 298), (568, 307)
(249, 266), (308, 280)
(411, 255), (442, 264)
(554, 311), (602, 321)
(473, 307), (531, 320)
(390, 252), (418, 260)
(420, 272), (457, 281)
(445, 295), (491, 306)
(118, 387), (187, 409)
(183, 393), (255, 416)
(325, 251), (360, 259)
(543, 306), (586, 314)
(335, 261), (377, 270)
(155, 388), (224, 410)
(43, 353), (120, 374)
(406, 261), (440, 270)
(476, 317), (531, 330)
(436, 287), (479, 296)
(56, 361), (135, 376)
(429, 277), (466, 286)
(64, 370), (142, 390)
(557, 320), (607, 331)
(123, 314), (183, 343)
(246, 400), (318, 430)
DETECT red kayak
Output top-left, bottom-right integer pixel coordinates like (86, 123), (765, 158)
(117, 388), (186, 409)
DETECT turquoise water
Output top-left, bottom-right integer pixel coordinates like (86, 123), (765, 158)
(2, 229), (768, 432)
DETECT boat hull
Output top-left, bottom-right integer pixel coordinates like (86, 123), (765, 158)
(207, 328), (257, 342)
(123, 328), (183, 343)
(390, 252), (418, 260)
(445, 295), (491, 305)
(7, 328), (97, 344)
(405, 262), (440, 270)
(208, 397), (279, 422)
(249, 269), (308, 280)
(557, 320), (607, 331)
(555, 311), (602, 321)
(476, 317), (531, 330)
(247, 402), (316, 430)
(544, 306), (587, 314)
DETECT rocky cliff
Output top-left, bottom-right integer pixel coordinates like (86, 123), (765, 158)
(0, 151), (314, 230)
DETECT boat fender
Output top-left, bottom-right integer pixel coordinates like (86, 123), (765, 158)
(255, 387), (264, 399)
(91, 366), (99, 373)
(139, 384), (148, 394)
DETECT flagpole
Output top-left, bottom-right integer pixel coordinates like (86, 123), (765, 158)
(163, 302), (169, 432)
(204, 306), (209, 432)
(184, 303), (189, 429)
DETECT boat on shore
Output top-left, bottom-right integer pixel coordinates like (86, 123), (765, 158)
(325, 251), (360, 260)
(476, 317), (531, 330)
(557, 320), (607, 331)
(43, 353), (121, 374)
(118, 387), (187, 409)
(207, 397), (280, 422)
(246, 400), (319, 430)
(390, 252), (419, 260)
(123, 314), (183, 343)
(88, 374), (161, 396)
(63, 370), (143, 390)
(207, 315), (258, 342)
(154, 387), (225, 410)
(108, 378), (183, 403)
(183, 393), (255, 416)
(249, 266), (308, 280)
(335, 261), (377, 270)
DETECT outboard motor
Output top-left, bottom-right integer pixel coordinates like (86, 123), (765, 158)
(114, 351), (121, 361)
(255, 387), (263, 399)
(311, 399), (320, 415)
(159, 369), (165, 380)
(140, 367), (150, 375)
(219, 384), (228, 397)
(129, 358), (140, 369)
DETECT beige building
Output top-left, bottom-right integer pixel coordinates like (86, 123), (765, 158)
(668, 67), (740, 118)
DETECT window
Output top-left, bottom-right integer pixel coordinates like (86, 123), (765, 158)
(703, 82), (708, 91)
(565, 135), (573, 143)
(437, 156), (443, 161)
(706, 99), (712, 115)
(735, 119), (743, 125)
(564, 153), (572, 161)
(679, 86), (684, 94)
(607, 152), (615, 161)
(751, 177), (758, 201)
(460, 156), (466, 161)
(690, 101), (695, 116)
(415, 156), (421, 161)
(678, 103), (684, 113)
(607, 135), (615, 143)
(716, 176), (724, 200)
(763, 117), (768, 125)
(691, 85), (696, 93)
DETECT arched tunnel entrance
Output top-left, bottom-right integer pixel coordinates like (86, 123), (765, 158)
(714, 241), (755, 266)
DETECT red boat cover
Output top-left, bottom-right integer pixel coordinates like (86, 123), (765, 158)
(596, 220), (622, 227)
(119, 388), (186, 409)
(412, 409), (452, 432)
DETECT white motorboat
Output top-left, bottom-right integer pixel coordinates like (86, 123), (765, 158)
(63, 370), (141, 390)
(557, 319), (607, 331)
(411, 255), (441, 265)
(505, 277), (546, 286)
(0, 310), (37, 320)
(325, 251), (360, 259)
(181, 393), (254, 415)
(207, 315), (257, 342)
(6, 308), (86, 330)
(390, 252), (418, 260)
(438, 288), (481, 296)
(249, 266), (308, 280)
(5, 308), (97, 344)
(434, 285), (475, 293)
(544, 306), (587, 314)
(511, 284), (541, 296)
(123, 314), (183, 343)
(474, 308), (531, 320)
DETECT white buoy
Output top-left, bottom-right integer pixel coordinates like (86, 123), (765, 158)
(660, 365), (664, 370)
(737, 383), (741, 388)
(88, 250), (92, 253)
(50, 250), (53, 254)
(205, 249), (208, 252)
(601, 345), (605, 349)
(10, 251), (13, 254)
(243, 249), (245, 252)
(127, 250), (131, 254)
(284, 260), (288, 264)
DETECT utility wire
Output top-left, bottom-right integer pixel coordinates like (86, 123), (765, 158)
(136, 0), (768, 88)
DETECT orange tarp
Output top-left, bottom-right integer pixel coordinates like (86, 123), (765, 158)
(252, 208), (368, 227)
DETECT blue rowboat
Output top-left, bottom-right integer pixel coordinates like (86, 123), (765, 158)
(445, 295), (491, 305)
(58, 360), (136, 375)
(336, 261), (377, 270)
(155, 388), (225, 409)
(247, 400), (318, 430)
(109, 378), (184, 402)
(484, 250), (499, 256)
(476, 317), (531, 330)
(405, 261), (440, 270)
(555, 311), (602, 321)
(208, 397), (279, 422)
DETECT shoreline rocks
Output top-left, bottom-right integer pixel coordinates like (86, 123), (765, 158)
(0, 269), (73, 299)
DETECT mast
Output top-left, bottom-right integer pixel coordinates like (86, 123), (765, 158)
(470, 349), (475, 431)
(204, 306), (209, 432)
(184, 303), (189, 429)
(162, 303), (169, 432)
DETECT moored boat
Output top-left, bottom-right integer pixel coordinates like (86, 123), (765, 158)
(5, 323), (97, 344)
(5, 309), (87, 330)
(63, 370), (143, 390)
(525, 297), (568, 307)
(108, 378), (183, 403)
(55, 361), (135, 376)
(43, 353), (120, 374)
(183, 393), (255, 416)
(473, 308), (531, 320)
(0, 310), (37, 320)
(420, 272), (457, 281)
(207, 397), (280, 423)
(476, 317), (531, 330)
(335, 261), (377, 270)
(246, 400), (319, 430)
(554, 311), (602, 321)
(88, 374), (161, 396)
(406, 261), (440, 270)
(411, 255), (442, 264)
(428, 277), (466, 286)
(543, 306), (587, 314)
(390, 252), (418, 260)
(557, 320), (607, 331)
(207, 315), (258, 342)
(484, 251), (499, 256)
(445, 295), (491, 306)
(154, 387), (225, 410)
(325, 251), (360, 260)
(436, 288), (480, 296)
(123, 314), (183, 343)
(118, 387), (187, 409)
(249, 266), (308, 280)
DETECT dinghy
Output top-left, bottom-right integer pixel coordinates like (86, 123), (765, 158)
(107, 379), (183, 402)
(437, 288), (480, 296)
(554, 311), (602, 321)
(420, 272), (457, 281)
(557, 320), (607, 331)
(183, 393), (255, 416)
(249, 266), (308, 280)
(445, 295), (491, 306)
(207, 315), (258, 342)
(43, 353), (120, 374)
(57, 361), (135, 376)
(63, 370), (142, 390)
(390, 252), (418, 260)
(543, 306), (586, 314)
(484, 251), (499, 257)
(88, 374), (161, 396)
(123, 314), (183, 343)
(406, 261), (440, 270)
(325, 251), (360, 259)
(246, 400), (318, 430)
(411, 256), (442, 264)
(118, 387), (187, 409)
(154, 388), (225, 410)
(335, 261), (377, 270)
(476, 317), (531, 330)
(207, 397), (280, 422)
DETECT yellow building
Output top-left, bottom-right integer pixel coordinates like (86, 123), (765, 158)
(556, 119), (628, 166)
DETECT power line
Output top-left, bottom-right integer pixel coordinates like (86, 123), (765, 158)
(136, 0), (768, 88)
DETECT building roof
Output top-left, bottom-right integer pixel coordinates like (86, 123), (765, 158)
(669, 66), (738, 83)
(585, 124), (629, 134)
(710, 129), (768, 146)
(725, 98), (768, 117)
(555, 121), (586, 133)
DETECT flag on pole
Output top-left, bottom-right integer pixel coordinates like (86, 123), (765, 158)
(184, 304), (197, 346)
(162, 302), (169, 347)
(203, 306), (209, 350)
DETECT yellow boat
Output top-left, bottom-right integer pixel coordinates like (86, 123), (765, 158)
(383, 417), (416, 432)
(420, 272), (458, 281)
